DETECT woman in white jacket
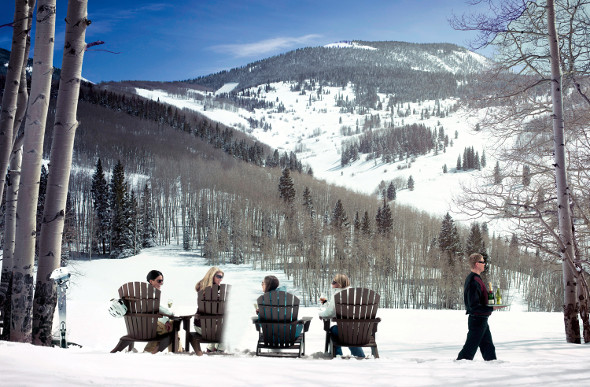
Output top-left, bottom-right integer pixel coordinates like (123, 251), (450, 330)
(319, 273), (365, 358)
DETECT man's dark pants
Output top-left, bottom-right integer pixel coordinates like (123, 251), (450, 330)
(457, 315), (496, 361)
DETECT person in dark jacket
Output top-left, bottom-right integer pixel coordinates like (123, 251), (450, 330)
(457, 253), (506, 361)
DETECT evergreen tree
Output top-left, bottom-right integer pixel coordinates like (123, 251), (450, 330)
(456, 155), (462, 171)
(493, 161), (502, 184)
(91, 158), (110, 255)
(278, 168), (296, 204)
(302, 186), (314, 216)
(407, 175), (415, 191)
(361, 211), (371, 236)
(109, 160), (128, 258)
(481, 150), (487, 168)
(375, 207), (383, 234)
(438, 213), (462, 263)
(332, 199), (348, 230)
(380, 203), (393, 235)
(387, 182), (397, 201)
(353, 211), (361, 233)
(465, 222), (485, 256)
(140, 184), (157, 248)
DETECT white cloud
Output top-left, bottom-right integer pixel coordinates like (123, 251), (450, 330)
(210, 34), (322, 57)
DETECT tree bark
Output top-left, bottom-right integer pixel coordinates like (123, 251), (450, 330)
(33, 0), (90, 346)
(0, 0), (31, 205)
(0, 0), (34, 338)
(546, 0), (580, 343)
(11, 0), (56, 343)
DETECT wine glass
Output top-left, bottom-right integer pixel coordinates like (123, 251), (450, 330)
(167, 298), (173, 308)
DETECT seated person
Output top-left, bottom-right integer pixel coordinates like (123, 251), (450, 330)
(193, 266), (225, 354)
(257, 275), (302, 338)
(144, 270), (183, 353)
(318, 273), (365, 358)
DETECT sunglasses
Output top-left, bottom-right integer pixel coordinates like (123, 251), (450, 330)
(477, 261), (486, 264)
(215, 274), (224, 279)
(156, 279), (163, 284)
(332, 281), (338, 285)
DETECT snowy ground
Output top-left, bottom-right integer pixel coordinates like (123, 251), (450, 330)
(1, 244), (588, 386)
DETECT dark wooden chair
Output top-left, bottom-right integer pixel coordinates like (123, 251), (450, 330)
(110, 281), (177, 353)
(321, 287), (381, 358)
(183, 284), (230, 354)
(252, 290), (312, 357)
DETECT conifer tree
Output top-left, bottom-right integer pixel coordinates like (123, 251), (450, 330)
(438, 213), (462, 263)
(109, 160), (127, 258)
(91, 158), (110, 254)
(493, 161), (502, 184)
(361, 211), (371, 236)
(380, 203), (393, 235)
(387, 182), (397, 201)
(353, 211), (361, 233)
(302, 186), (314, 216)
(278, 168), (296, 204)
(465, 222), (485, 256)
(407, 175), (415, 191)
(140, 184), (157, 248)
(332, 199), (348, 230)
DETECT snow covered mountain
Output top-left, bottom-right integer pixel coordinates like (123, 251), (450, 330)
(113, 41), (493, 221)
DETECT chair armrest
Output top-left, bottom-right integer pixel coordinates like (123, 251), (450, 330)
(320, 317), (331, 331)
(298, 316), (313, 331)
(251, 316), (259, 323)
(180, 315), (193, 331)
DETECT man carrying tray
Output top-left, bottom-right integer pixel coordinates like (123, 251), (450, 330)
(457, 253), (507, 361)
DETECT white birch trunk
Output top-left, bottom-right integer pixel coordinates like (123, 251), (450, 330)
(547, 0), (580, 343)
(11, 0), (56, 343)
(0, 0), (31, 203)
(33, 0), (89, 346)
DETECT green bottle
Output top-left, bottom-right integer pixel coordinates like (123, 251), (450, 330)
(488, 282), (495, 305)
(495, 288), (502, 305)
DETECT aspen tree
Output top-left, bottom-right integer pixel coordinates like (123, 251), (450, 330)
(11, 0), (56, 343)
(33, 0), (90, 346)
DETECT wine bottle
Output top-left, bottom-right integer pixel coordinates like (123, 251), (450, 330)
(488, 282), (495, 305)
(495, 288), (502, 305)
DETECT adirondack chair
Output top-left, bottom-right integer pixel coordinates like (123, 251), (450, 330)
(111, 281), (177, 353)
(321, 287), (381, 358)
(252, 290), (312, 357)
(183, 284), (230, 354)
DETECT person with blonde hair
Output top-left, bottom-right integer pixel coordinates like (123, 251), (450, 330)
(193, 266), (225, 354)
(319, 273), (365, 358)
(195, 266), (224, 292)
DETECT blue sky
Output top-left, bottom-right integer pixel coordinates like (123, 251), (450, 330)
(1, 0), (489, 83)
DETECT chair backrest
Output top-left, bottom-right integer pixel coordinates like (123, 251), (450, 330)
(196, 284), (230, 341)
(334, 287), (380, 319)
(334, 287), (380, 346)
(257, 291), (300, 347)
(117, 282), (161, 340)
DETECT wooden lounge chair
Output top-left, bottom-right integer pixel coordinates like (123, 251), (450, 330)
(111, 281), (177, 353)
(252, 290), (312, 357)
(183, 284), (230, 354)
(321, 287), (381, 358)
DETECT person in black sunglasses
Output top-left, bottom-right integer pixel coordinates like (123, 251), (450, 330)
(194, 267), (226, 354)
(457, 254), (506, 361)
(319, 273), (366, 358)
(145, 270), (183, 353)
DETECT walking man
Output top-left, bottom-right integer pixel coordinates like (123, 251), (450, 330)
(457, 253), (506, 361)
